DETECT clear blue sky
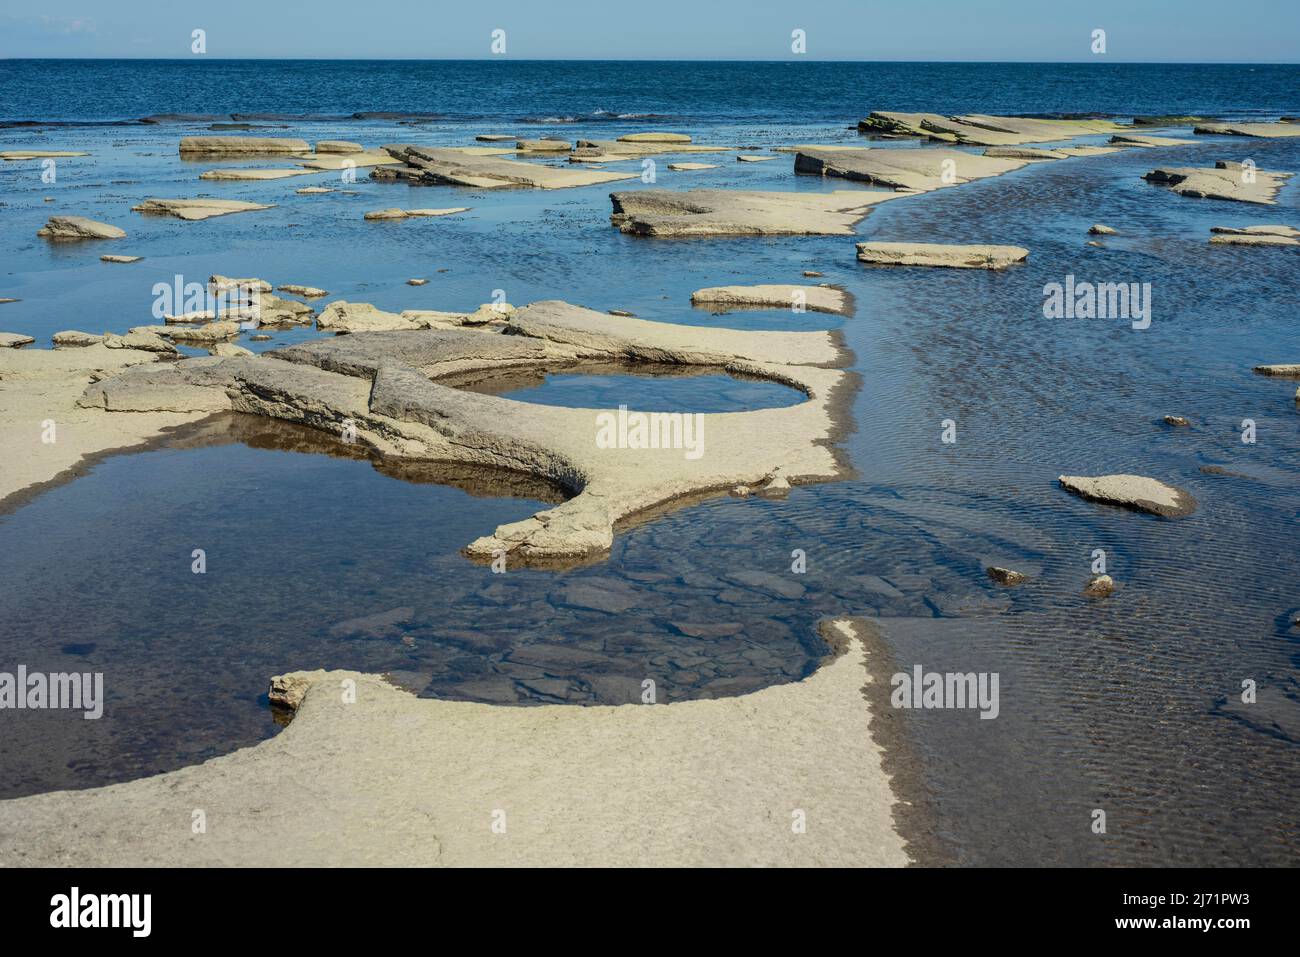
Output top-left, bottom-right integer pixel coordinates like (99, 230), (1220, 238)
(2, 0), (1297, 61)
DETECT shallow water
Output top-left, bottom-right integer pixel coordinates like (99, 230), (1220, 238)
(1, 61), (1298, 865)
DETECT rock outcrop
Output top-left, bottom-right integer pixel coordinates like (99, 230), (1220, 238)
(857, 111), (1125, 145)
(376, 144), (638, 190)
(1209, 225), (1300, 246)
(178, 136), (309, 155)
(1194, 121), (1300, 139)
(132, 198), (274, 220)
(690, 284), (852, 315)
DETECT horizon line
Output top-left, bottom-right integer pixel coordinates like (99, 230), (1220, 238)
(2, 56), (1298, 65)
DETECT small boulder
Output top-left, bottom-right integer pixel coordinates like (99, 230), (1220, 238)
(1088, 224), (1117, 235)
(1084, 575), (1115, 598)
(1163, 415), (1191, 427)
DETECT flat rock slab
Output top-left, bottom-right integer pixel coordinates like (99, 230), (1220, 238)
(1058, 473), (1197, 518)
(983, 146), (1069, 160)
(516, 139), (572, 152)
(315, 140), (364, 153)
(1210, 224), (1300, 247)
(691, 284), (851, 315)
(37, 215), (126, 240)
(795, 146), (1029, 193)
(0, 333), (35, 348)
(737, 154), (777, 162)
(199, 167), (314, 180)
(278, 284), (328, 298)
(1194, 121), (1300, 138)
(667, 162), (720, 171)
(1143, 164), (1293, 204)
(1110, 133), (1197, 147)
(132, 198), (274, 220)
(1254, 364), (1300, 377)
(378, 144), (637, 190)
(272, 327), (552, 379)
(179, 136), (309, 154)
(620, 132), (691, 143)
(858, 111), (1125, 145)
(609, 188), (897, 237)
(1, 150), (89, 160)
(364, 207), (469, 220)
(296, 150), (399, 171)
(856, 242), (1028, 269)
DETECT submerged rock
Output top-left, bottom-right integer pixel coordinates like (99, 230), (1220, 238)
(1083, 575), (1115, 598)
(1163, 415), (1191, 427)
(855, 242), (1028, 269)
(986, 566), (1028, 586)
(1058, 473), (1197, 518)
(37, 215), (126, 240)
(1088, 224), (1117, 235)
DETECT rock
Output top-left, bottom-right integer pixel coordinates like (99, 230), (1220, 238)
(802, 270), (824, 277)
(619, 132), (691, 143)
(1088, 224), (1117, 235)
(1058, 473), (1197, 518)
(211, 342), (254, 357)
(100, 254), (141, 263)
(103, 331), (177, 354)
(328, 606), (414, 639)
(296, 186), (335, 194)
(1209, 224), (1300, 247)
(515, 139), (572, 152)
(178, 136), (309, 155)
(0, 333), (35, 348)
(0, 150), (89, 160)
(858, 111), (1125, 145)
(163, 310), (217, 323)
(199, 167), (315, 181)
(730, 485), (751, 497)
(377, 144), (637, 190)
(554, 581), (639, 614)
(737, 154), (777, 162)
(1109, 133), (1197, 147)
(52, 330), (103, 346)
(364, 207), (469, 220)
(986, 566), (1027, 586)
(690, 284), (851, 315)
(607, 309), (636, 317)
(1252, 364), (1300, 377)
(758, 470), (792, 497)
(609, 188), (895, 237)
(268, 674), (312, 712)
(667, 162), (719, 171)
(797, 146), (1032, 193)
(278, 284), (328, 298)
(983, 146), (1069, 159)
(37, 216), (126, 240)
(1142, 164), (1293, 205)
(475, 134), (516, 142)
(1193, 121), (1300, 139)
(315, 301), (422, 333)
(210, 275), (273, 294)
(1083, 575), (1115, 598)
(315, 140), (364, 153)
(158, 321), (241, 343)
(132, 198), (274, 220)
(407, 279), (428, 286)
(1163, 415), (1191, 427)
(723, 570), (804, 600)
(249, 334), (272, 342)
(856, 242), (1028, 269)
(1086, 240), (1103, 247)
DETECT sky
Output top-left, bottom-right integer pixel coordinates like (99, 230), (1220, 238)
(1, 0), (1297, 61)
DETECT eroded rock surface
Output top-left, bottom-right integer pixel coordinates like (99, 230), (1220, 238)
(1143, 163), (1293, 204)
(691, 284), (852, 315)
(1210, 225), (1300, 246)
(377, 144), (638, 190)
(609, 189), (895, 237)
(132, 198), (275, 220)
(856, 242), (1029, 269)
(1058, 473), (1197, 518)
(37, 216), (126, 240)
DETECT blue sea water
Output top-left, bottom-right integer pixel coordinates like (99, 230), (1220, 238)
(0, 60), (1298, 866)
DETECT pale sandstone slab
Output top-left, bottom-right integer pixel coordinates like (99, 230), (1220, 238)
(1253, 364), (1300, 377)
(1, 150), (89, 160)
(179, 136), (309, 155)
(1142, 164), (1293, 204)
(100, 254), (142, 263)
(278, 284), (329, 298)
(1209, 224), (1300, 246)
(0, 333), (34, 348)
(132, 198), (274, 220)
(856, 242), (1028, 269)
(609, 188), (897, 237)
(691, 284), (851, 315)
(795, 146), (1029, 193)
(619, 132), (692, 143)
(199, 167), (314, 181)
(858, 111), (1125, 145)
(364, 207), (469, 220)
(377, 145), (638, 190)
(0, 620), (905, 868)
(315, 140), (364, 153)
(667, 162), (720, 171)
(1194, 121), (1300, 138)
(1109, 133), (1197, 147)
(37, 216), (126, 240)
(1058, 473), (1197, 518)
